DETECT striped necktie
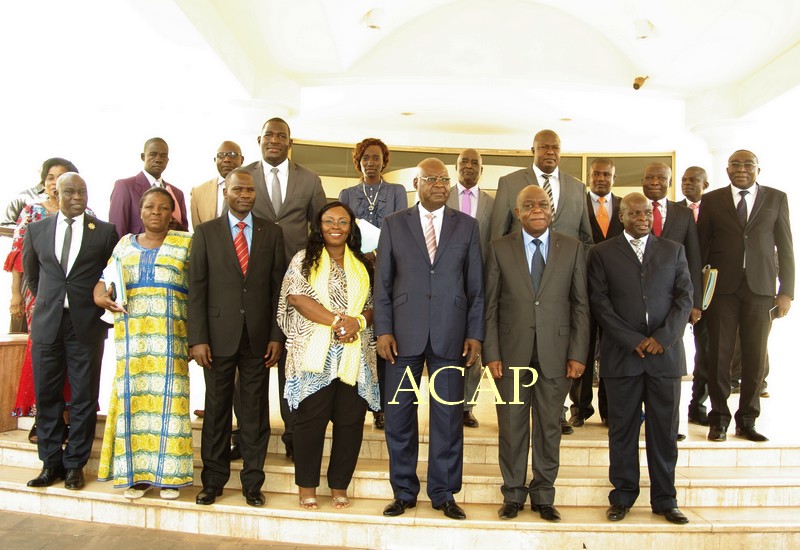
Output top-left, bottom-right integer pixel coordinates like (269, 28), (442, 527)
(542, 174), (555, 213)
(234, 221), (249, 276)
(424, 213), (437, 264)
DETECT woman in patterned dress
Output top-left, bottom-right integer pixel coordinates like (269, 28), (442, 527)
(278, 201), (379, 510)
(94, 187), (193, 500)
(338, 138), (407, 430)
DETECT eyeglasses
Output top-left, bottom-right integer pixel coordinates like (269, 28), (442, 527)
(728, 161), (758, 170)
(418, 176), (451, 184)
(322, 219), (351, 229)
(643, 175), (668, 182)
(216, 152), (242, 159)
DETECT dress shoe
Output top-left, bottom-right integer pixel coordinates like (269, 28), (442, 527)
(27, 466), (65, 487)
(677, 433), (686, 441)
(243, 489), (265, 507)
(731, 382), (741, 394)
(498, 502), (523, 520)
(193, 409), (205, 418)
(707, 426), (727, 442)
(606, 503), (629, 521)
(561, 419), (574, 435)
(229, 442), (242, 461)
(463, 410), (479, 428)
(532, 503), (561, 521)
(569, 414), (585, 428)
(196, 487), (223, 505)
(654, 507), (689, 524)
(759, 390), (770, 398)
(433, 500), (466, 520)
(28, 424), (38, 444)
(688, 411), (709, 426)
(735, 426), (769, 442)
(285, 443), (294, 462)
(373, 412), (385, 430)
(383, 498), (416, 516)
(64, 468), (85, 490)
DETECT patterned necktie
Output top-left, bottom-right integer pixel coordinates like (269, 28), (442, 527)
(60, 218), (75, 274)
(596, 196), (610, 237)
(270, 167), (282, 215)
(689, 202), (699, 223)
(234, 221), (249, 276)
(530, 238), (545, 293)
(424, 213), (437, 264)
(461, 189), (473, 217)
(542, 174), (555, 213)
(631, 238), (644, 263)
(652, 201), (663, 237)
(737, 190), (749, 226)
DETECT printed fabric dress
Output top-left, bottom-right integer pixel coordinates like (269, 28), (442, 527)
(97, 231), (194, 488)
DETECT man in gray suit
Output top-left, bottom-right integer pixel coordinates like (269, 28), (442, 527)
(484, 185), (590, 521)
(242, 117), (327, 459)
(446, 148), (493, 428)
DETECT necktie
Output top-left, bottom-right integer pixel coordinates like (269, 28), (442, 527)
(60, 218), (75, 274)
(461, 189), (473, 217)
(631, 238), (644, 263)
(737, 190), (749, 226)
(530, 238), (545, 293)
(163, 184), (182, 226)
(424, 213), (437, 264)
(689, 202), (699, 223)
(234, 221), (249, 276)
(270, 167), (282, 215)
(596, 196), (610, 237)
(542, 174), (555, 212)
(652, 201), (663, 237)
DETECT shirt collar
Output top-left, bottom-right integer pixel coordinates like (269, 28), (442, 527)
(623, 230), (649, 246)
(228, 211), (253, 229)
(142, 170), (163, 187)
(262, 158), (289, 178)
(730, 183), (758, 200)
(57, 211), (86, 225)
(589, 190), (610, 202)
(419, 203), (446, 217)
(532, 165), (559, 182)
(456, 182), (479, 196)
(522, 227), (549, 247)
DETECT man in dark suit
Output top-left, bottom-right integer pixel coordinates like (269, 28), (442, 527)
(446, 148), (494, 429)
(698, 150), (794, 442)
(242, 117), (327, 457)
(109, 137), (188, 238)
(569, 158), (624, 427)
(189, 169), (286, 507)
(588, 192), (693, 525)
(484, 185), (589, 521)
(375, 158), (484, 520)
(22, 173), (118, 490)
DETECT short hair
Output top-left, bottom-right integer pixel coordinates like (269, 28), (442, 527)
(352, 138), (390, 174)
(139, 186), (175, 211)
(260, 117), (291, 137)
(40, 157), (79, 186)
(143, 137), (168, 151)
(591, 157), (615, 169)
(224, 167), (253, 188)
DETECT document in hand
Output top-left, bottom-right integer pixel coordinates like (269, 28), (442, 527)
(100, 257), (126, 324)
(356, 218), (381, 253)
(701, 264), (718, 310)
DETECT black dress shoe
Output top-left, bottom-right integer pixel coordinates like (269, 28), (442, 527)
(229, 442), (242, 461)
(196, 487), (223, 505)
(735, 426), (769, 442)
(243, 489), (265, 507)
(606, 503), (629, 521)
(383, 498), (416, 516)
(463, 410), (479, 428)
(654, 507), (689, 524)
(707, 425), (727, 442)
(561, 419), (574, 435)
(285, 444), (294, 462)
(373, 412), (385, 430)
(64, 468), (85, 490)
(677, 433), (686, 441)
(498, 502), (523, 520)
(433, 500), (466, 520)
(27, 466), (65, 487)
(688, 411), (709, 426)
(532, 503), (561, 521)
(569, 415), (585, 427)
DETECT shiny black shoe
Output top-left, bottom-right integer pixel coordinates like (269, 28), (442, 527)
(463, 410), (479, 428)
(687, 411), (709, 426)
(433, 500), (466, 520)
(196, 487), (223, 505)
(383, 498), (416, 516)
(735, 426), (769, 442)
(498, 502), (523, 520)
(707, 425), (727, 442)
(654, 507), (689, 524)
(373, 412), (385, 430)
(569, 415), (585, 428)
(64, 467), (85, 490)
(561, 419), (574, 435)
(229, 442), (242, 461)
(243, 489), (265, 507)
(606, 503), (629, 521)
(677, 433), (687, 441)
(28, 424), (38, 444)
(532, 503), (561, 521)
(27, 466), (65, 487)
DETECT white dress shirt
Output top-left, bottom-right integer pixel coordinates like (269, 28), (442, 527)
(730, 183), (758, 222)
(532, 165), (560, 210)
(418, 204), (445, 245)
(54, 212), (86, 308)
(261, 158), (289, 204)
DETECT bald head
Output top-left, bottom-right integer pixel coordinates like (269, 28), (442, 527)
(532, 130), (561, 173)
(620, 192), (653, 238)
(515, 185), (552, 237)
(414, 157), (451, 211)
(215, 140), (244, 178)
(56, 172), (88, 218)
(456, 148), (482, 189)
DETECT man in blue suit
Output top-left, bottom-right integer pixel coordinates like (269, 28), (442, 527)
(375, 158), (484, 520)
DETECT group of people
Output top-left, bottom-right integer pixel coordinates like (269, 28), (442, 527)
(5, 119), (792, 524)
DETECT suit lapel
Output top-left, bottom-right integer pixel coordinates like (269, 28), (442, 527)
(641, 235), (658, 266)
(615, 234), (642, 267)
(217, 216), (243, 277)
(281, 162), (300, 216)
(510, 232), (536, 297)
(434, 207), (457, 265)
(404, 206), (431, 264)
(748, 185), (766, 226)
(538, 231), (560, 293)
(253, 162), (277, 219)
(475, 191), (488, 223)
(660, 201), (676, 236)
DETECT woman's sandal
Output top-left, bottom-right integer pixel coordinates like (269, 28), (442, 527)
(332, 496), (351, 509)
(299, 497), (319, 510)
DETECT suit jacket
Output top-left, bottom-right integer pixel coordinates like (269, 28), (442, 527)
(483, 230), (589, 379)
(446, 185), (494, 261)
(190, 177), (220, 229)
(374, 205), (484, 359)
(586, 192), (623, 243)
(188, 215), (286, 357)
(109, 172), (189, 237)
(587, 234), (693, 378)
(242, 160), (327, 263)
(490, 167), (593, 248)
(658, 201), (702, 308)
(697, 184), (794, 298)
(22, 214), (118, 345)
(339, 182), (408, 230)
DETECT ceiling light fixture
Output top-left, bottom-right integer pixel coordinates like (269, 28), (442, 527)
(634, 19), (654, 39)
(363, 9), (384, 30)
(633, 76), (649, 90)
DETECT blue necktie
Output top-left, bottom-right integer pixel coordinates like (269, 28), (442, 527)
(737, 190), (749, 226)
(530, 238), (544, 293)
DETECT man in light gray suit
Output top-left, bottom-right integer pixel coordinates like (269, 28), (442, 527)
(242, 117), (327, 459)
(484, 185), (590, 521)
(446, 148), (493, 428)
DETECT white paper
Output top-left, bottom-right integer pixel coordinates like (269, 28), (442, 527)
(100, 258), (126, 324)
(356, 218), (381, 253)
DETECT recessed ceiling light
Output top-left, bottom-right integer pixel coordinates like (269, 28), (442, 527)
(560, 117), (572, 122)
(400, 112), (414, 116)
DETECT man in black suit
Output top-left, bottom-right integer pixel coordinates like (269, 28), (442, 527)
(22, 173), (118, 490)
(588, 192), (693, 525)
(189, 169), (286, 507)
(698, 150), (794, 442)
(569, 158), (623, 427)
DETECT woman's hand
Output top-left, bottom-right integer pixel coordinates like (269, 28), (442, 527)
(93, 281), (127, 314)
(332, 314), (361, 343)
(9, 291), (23, 318)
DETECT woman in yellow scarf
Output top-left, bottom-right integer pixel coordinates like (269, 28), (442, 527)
(278, 201), (379, 510)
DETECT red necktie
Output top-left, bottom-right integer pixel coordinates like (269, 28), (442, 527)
(652, 201), (663, 237)
(234, 221), (249, 276)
